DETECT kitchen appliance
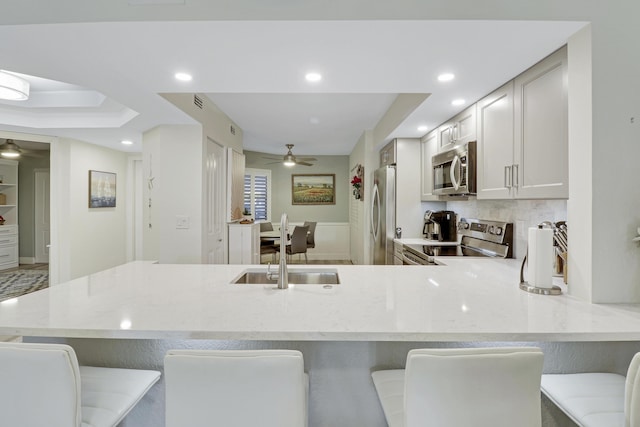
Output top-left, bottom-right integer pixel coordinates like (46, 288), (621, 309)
(432, 141), (477, 196)
(402, 218), (513, 265)
(371, 165), (396, 265)
(423, 210), (457, 242)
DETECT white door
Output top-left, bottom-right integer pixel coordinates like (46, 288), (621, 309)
(205, 138), (226, 264)
(34, 169), (50, 263)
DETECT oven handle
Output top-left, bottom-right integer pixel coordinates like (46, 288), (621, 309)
(402, 253), (422, 265)
(450, 154), (461, 191)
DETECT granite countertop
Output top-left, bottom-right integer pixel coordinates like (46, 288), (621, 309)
(1, 260), (640, 342)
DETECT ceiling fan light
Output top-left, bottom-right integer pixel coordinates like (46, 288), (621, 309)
(0, 140), (22, 158)
(0, 70), (30, 101)
(283, 160), (296, 167)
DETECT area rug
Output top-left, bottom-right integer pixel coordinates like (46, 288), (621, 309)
(0, 270), (49, 301)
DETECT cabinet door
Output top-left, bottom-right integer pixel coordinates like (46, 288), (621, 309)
(514, 46), (568, 199)
(438, 121), (455, 150)
(420, 130), (440, 201)
(453, 104), (477, 145)
(477, 82), (515, 200)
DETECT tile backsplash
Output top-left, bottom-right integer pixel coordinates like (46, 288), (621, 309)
(446, 199), (567, 260)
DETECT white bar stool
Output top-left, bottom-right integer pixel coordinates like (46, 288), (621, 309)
(0, 342), (161, 427)
(541, 351), (640, 427)
(371, 347), (544, 427)
(165, 349), (308, 427)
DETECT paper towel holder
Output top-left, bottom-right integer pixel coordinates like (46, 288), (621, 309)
(519, 223), (562, 295)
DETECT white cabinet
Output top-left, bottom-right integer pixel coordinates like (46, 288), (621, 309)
(438, 104), (476, 150)
(477, 81), (515, 199)
(420, 129), (440, 201)
(0, 159), (18, 270)
(477, 46), (568, 200)
(513, 46), (568, 199)
(228, 222), (259, 264)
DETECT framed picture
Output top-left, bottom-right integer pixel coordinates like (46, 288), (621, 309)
(292, 174), (335, 205)
(89, 170), (117, 208)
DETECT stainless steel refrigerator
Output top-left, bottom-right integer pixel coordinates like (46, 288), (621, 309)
(371, 165), (396, 265)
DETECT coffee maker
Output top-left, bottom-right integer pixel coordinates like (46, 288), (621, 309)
(423, 210), (457, 242)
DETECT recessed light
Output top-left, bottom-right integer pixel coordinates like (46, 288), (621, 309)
(175, 72), (192, 82)
(305, 72), (322, 82)
(438, 73), (455, 82)
(121, 140), (133, 146)
(451, 99), (466, 106)
(417, 125), (428, 132)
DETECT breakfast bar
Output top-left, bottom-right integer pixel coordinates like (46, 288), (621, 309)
(2, 260), (640, 426)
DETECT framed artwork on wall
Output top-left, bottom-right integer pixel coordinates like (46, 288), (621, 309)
(291, 174), (335, 205)
(89, 170), (116, 208)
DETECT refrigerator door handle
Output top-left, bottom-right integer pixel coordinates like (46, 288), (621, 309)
(371, 182), (380, 241)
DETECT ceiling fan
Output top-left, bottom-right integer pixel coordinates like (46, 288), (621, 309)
(0, 139), (46, 159)
(262, 144), (316, 167)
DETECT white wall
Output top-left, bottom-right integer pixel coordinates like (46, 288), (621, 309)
(143, 125), (204, 264)
(55, 138), (130, 280)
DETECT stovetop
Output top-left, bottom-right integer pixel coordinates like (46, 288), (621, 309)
(408, 218), (513, 262)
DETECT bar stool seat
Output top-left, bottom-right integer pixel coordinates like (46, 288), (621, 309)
(540, 351), (640, 427)
(371, 347), (544, 427)
(0, 342), (161, 427)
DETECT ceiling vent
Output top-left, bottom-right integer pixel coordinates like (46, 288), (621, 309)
(193, 94), (203, 109)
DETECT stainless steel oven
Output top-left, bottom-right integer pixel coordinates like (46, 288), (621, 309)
(401, 218), (513, 265)
(432, 141), (476, 196)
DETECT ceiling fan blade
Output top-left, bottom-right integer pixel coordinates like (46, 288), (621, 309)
(261, 156), (281, 160)
(296, 161), (313, 166)
(298, 157), (317, 162)
(265, 161), (282, 165)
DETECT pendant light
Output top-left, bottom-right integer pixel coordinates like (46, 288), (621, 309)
(0, 71), (30, 101)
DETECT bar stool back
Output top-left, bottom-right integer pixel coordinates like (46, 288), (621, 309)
(165, 349), (308, 427)
(372, 347), (544, 427)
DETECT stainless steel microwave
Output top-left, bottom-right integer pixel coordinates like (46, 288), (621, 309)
(432, 141), (477, 196)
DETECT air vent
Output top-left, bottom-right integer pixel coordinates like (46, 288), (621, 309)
(230, 125), (236, 135)
(193, 94), (203, 109)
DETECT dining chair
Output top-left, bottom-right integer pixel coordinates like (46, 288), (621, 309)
(277, 225), (309, 263)
(259, 222), (274, 232)
(371, 346), (544, 427)
(303, 221), (317, 249)
(164, 349), (308, 427)
(541, 351), (640, 427)
(0, 341), (161, 427)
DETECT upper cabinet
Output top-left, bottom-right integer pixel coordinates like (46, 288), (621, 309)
(420, 130), (439, 201)
(477, 46), (568, 200)
(438, 104), (476, 150)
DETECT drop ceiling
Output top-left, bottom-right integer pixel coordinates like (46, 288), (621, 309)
(0, 15), (587, 156)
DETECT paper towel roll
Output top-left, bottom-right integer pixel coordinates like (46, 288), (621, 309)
(528, 227), (554, 288)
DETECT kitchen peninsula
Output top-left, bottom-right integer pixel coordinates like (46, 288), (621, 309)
(2, 260), (640, 427)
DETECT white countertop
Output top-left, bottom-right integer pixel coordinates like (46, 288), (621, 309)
(1, 260), (640, 342)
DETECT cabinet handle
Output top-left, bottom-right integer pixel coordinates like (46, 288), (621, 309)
(0, 239), (10, 243)
(504, 166), (512, 188)
(0, 254), (9, 258)
(513, 164), (519, 189)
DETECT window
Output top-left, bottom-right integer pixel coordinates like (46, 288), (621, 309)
(244, 168), (271, 221)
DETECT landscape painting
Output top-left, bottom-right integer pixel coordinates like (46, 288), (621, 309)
(89, 170), (117, 208)
(292, 174), (335, 205)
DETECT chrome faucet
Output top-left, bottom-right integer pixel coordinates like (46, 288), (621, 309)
(266, 213), (289, 289)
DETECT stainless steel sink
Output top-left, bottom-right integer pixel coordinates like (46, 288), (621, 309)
(232, 268), (340, 285)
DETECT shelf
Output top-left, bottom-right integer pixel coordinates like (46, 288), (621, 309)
(0, 183), (16, 190)
(0, 205), (17, 209)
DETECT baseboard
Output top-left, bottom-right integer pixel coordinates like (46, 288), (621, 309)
(19, 257), (36, 265)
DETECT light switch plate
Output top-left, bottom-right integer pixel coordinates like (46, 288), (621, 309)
(176, 215), (190, 229)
